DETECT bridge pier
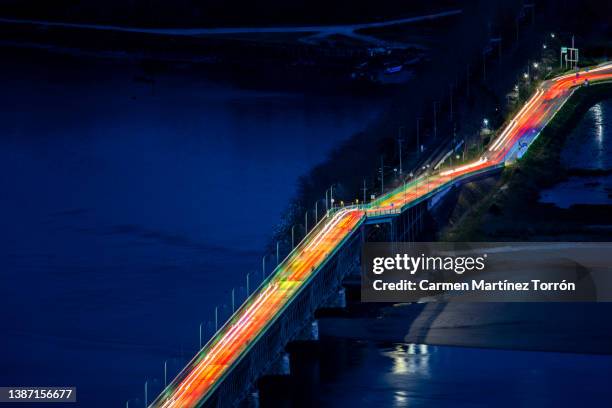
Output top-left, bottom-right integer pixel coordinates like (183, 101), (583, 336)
(248, 390), (260, 408)
(265, 352), (290, 376)
(324, 287), (346, 308)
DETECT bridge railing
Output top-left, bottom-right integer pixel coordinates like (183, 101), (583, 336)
(151, 202), (357, 407)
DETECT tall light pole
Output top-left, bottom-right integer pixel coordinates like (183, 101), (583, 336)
(246, 273), (250, 295)
(276, 241), (280, 266)
(199, 322), (203, 349)
(164, 360), (168, 387)
(291, 225), (295, 249)
(144, 381), (148, 408)
(262, 256), (266, 280)
(466, 63), (470, 98)
(416, 117), (422, 155)
(433, 102), (438, 140)
(231, 288), (235, 313)
(214, 306), (218, 331)
(380, 156), (384, 194)
(398, 126), (404, 176)
(527, 60), (530, 80)
(315, 201), (318, 223)
(449, 84), (453, 122)
(325, 190), (329, 211)
(305, 211), (308, 234)
(362, 179), (367, 204)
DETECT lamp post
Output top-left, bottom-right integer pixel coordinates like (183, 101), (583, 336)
(433, 102), (438, 140)
(262, 255), (266, 280)
(325, 189), (328, 211)
(398, 126), (404, 176)
(416, 117), (421, 155)
(215, 306), (218, 331)
(449, 84), (454, 122)
(362, 179), (367, 204)
(380, 156), (384, 194)
(164, 360), (168, 387)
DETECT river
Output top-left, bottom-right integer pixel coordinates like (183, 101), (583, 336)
(0, 52), (385, 407)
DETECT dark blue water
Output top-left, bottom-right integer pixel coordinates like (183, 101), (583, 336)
(540, 99), (612, 208)
(288, 340), (612, 407)
(0, 55), (383, 406)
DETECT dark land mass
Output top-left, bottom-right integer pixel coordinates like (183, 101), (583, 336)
(0, 0), (462, 27)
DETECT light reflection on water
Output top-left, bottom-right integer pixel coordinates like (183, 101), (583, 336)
(561, 101), (610, 170)
(539, 100), (611, 208)
(281, 339), (612, 407)
(593, 103), (604, 145)
(387, 343), (430, 376)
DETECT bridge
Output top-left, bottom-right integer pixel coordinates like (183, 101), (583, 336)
(150, 62), (612, 408)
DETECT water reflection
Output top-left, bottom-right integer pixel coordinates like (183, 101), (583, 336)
(387, 343), (430, 376)
(592, 103), (605, 169)
(539, 99), (611, 208)
(292, 340), (612, 407)
(560, 100), (611, 170)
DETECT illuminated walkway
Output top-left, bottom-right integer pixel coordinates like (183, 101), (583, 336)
(151, 62), (612, 408)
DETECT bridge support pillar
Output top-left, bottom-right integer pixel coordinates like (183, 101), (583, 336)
(249, 390), (260, 408)
(324, 287), (346, 308)
(265, 351), (291, 377)
(295, 319), (319, 341)
(310, 320), (319, 341)
(280, 352), (290, 375)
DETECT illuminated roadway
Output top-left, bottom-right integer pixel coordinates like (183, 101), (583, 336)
(151, 62), (612, 407)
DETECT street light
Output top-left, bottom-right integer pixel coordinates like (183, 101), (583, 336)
(533, 62), (539, 69)
(215, 306), (219, 331)
(164, 360), (168, 387)
(398, 126), (405, 176)
(262, 255), (266, 280)
(144, 381), (148, 408)
(551, 33), (555, 39)
(483, 118), (489, 128)
(543, 43), (547, 49)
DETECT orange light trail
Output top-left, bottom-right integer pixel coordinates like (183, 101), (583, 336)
(151, 62), (612, 408)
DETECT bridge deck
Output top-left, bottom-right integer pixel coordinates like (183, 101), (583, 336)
(152, 63), (612, 408)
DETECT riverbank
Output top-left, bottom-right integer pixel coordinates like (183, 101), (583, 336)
(443, 82), (612, 241)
